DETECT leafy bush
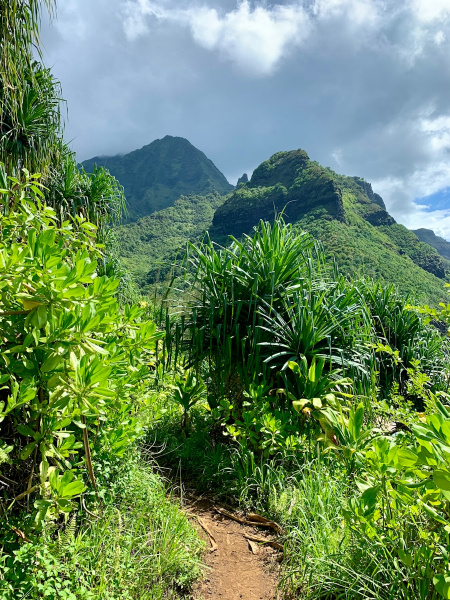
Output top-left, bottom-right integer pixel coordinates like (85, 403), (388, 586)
(0, 169), (162, 527)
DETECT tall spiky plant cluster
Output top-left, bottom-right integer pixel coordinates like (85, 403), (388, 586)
(0, 1), (135, 302)
(180, 219), (372, 407)
(0, 0), (61, 175)
(0, 1), (128, 238)
(177, 219), (445, 413)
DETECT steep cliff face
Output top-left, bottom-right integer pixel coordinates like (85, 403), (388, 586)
(212, 150), (344, 239)
(111, 138), (448, 303)
(82, 135), (233, 221)
(210, 147), (446, 284)
(352, 177), (386, 209)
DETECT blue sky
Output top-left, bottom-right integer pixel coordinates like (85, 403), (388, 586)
(41, 0), (450, 239)
(418, 188), (450, 212)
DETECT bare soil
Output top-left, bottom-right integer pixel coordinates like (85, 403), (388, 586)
(186, 498), (281, 600)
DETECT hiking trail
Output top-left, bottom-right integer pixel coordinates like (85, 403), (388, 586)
(185, 497), (281, 600)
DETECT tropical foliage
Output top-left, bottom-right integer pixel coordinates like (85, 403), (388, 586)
(0, 4), (203, 599)
(151, 216), (450, 599)
(4, 3), (450, 600)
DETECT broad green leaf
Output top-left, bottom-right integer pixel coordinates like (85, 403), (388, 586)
(41, 354), (63, 373)
(293, 399), (309, 412)
(398, 549), (413, 569)
(434, 470), (450, 492)
(20, 441), (37, 460)
(312, 398), (322, 409)
(433, 574), (450, 599)
(17, 424), (36, 438)
(390, 447), (418, 469)
(30, 305), (47, 329)
(62, 480), (86, 498)
(352, 403), (364, 439)
(56, 499), (73, 512)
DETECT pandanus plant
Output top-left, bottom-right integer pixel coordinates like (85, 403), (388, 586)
(0, 1), (61, 176)
(183, 218), (328, 402)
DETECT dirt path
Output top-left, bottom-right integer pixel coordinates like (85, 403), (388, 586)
(186, 498), (281, 600)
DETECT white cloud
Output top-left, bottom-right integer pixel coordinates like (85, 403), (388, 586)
(403, 206), (450, 240)
(419, 113), (450, 153)
(121, 1), (450, 74)
(41, 1), (450, 242)
(435, 30), (446, 45)
(123, 0), (166, 40)
(331, 148), (344, 166)
(373, 162), (450, 240)
(314, 0), (384, 27)
(410, 0), (450, 24)
(122, 1), (311, 74)
(187, 2), (310, 75)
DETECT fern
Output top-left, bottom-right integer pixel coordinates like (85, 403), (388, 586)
(53, 515), (77, 561)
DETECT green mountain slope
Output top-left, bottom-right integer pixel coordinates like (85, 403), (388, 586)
(413, 228), (450, 267)
(82, 136), (233, 221)
(113, 142), (447, 304)
(119, 192), (226, 288)
(211, 150), (447, 304)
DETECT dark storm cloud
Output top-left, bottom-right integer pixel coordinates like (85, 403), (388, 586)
(41, 0), (450, 238)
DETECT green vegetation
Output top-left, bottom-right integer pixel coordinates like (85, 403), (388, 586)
(0, 4), (202, 599)
(151, 218), (450, 599)
(210, 151), (448, 304)
(1, 451), (203, 600)
(414, 228), (450, 271)
(5, 4), (450, 600)
(116, 146), (448, 305)
(294, 211), (449, 304)
(82, 135), (233, 221)
(118, 192), (226, 288)
(0, 167), (203, 600)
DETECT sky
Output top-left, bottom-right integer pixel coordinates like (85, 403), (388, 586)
(41, 0), (450, 240)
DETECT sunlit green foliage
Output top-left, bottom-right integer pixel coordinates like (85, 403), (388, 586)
(0, 172), (162, 525)
(0, 450), (203, 600)
(118, 192), (226, 288)
(0, 1), (61, 176)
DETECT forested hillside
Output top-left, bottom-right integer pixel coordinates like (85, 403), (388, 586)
(119, 146), (448, 304)
(82, 135), (233, 221)
(118, 192), (226, 287)
(414, 227), (450, 266)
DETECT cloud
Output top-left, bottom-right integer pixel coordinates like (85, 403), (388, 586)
(410, 0), (450, 24)
(314, 0), (384, 27)
(373, 160), (450, 239)
(188, 3), (310, 75)
(123, 1), (310, 75)
(40, 0), (450, 240)
(401, 205), (450, 240)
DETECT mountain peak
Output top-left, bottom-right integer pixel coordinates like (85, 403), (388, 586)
(413, 228), (450, 261)
(82, 136), (233, 221)
(212, 148), (343, 238)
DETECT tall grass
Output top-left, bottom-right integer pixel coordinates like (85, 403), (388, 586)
(0, 452), (204, 600)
